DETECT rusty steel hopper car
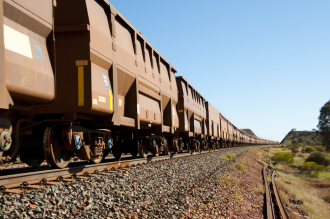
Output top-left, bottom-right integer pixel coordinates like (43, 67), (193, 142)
(176, 76), (207, 153)
(0, 0), (276, 168)
(205, 102), (220, 150)
(0, 0), (55, 165)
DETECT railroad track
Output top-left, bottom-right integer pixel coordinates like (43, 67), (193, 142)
(264, 166), (290, 219)
(272, 170), (290, 219)
(0, 147), (235, 194)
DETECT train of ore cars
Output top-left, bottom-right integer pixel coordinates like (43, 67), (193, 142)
(0, 0), (276, 169)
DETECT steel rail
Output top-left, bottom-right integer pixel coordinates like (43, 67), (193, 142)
(0, 148), (237, 193)
(272, 170), (290, 219)
(263, 166), (275, 219)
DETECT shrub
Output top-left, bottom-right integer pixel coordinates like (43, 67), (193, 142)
(305, 152), (330, 166)
(297, 153), (304, 158)
(303, 147), (316, 153)
(235, 163), (246, 171)
(264, 149), (270, 152)
(316, 147), (325, 152)
(300, 161), (325, 178)
(227, 153), (236, 158)
(221, 157), (228, 160)
(319, 171), (330, 179)
(234, 193), (243, 202)
(288, 144), (299, 153)
(271, 152), (294, 165)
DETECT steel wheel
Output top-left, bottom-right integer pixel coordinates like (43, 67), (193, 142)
(162, 139), (170, 155)
(139, 146), (148, 158)
(102, 149), (111, 161)
(113, 150), (122, 161)
(19, 155), (44, 167)
(89, 155), (103, 164)
(43, 122), (72, 169)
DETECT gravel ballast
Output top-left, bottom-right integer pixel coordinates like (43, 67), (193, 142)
(0, 147), (266, 218)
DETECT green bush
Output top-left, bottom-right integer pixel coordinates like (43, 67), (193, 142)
(319, 171), (330, 179)
(300, 161), (325, 178)
(288, 144), (299, 153)
(235, 163), (246, 171)
(303, 147), (316, 153)
(264, 149), (270, 152)
(305, 151), (330, 166)
(271, 152), (294, 165)
(227, 153), (236, 158)
(221, 157), (228, 160)
(316, 147), (325, 152)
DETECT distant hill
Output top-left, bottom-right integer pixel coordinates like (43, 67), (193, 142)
(241, 129), (259, 139)
(280, 131), (322, 146)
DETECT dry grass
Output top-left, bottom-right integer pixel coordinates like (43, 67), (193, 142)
(235, 163), (246, 171)
(276, 171), (330, 219)
(234, 192), (243, 202)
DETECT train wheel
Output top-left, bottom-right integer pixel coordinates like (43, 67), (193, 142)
(102, 149), (111, 161)
(19, 155), (44, 167)
(139, 147), (148, 158)
(113, 150), (122, 161)
(43, 122), (72, 169)
(89, 155), (103, 164)
(163, 139), (171, 155)
(131, 152), (138, 158)
(112, 143), (122, 161)
(163, 145), (170, 155)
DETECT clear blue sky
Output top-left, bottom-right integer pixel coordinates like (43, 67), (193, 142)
(109, 0), (330, 142)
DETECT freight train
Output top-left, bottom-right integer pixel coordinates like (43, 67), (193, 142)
(0, 0), (276, 169)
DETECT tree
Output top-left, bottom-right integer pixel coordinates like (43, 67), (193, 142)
(300, 161), (325, 178)
(317, 100), (330, 150)
(271, 152), (294, 165)
(291, 128), (297, 131)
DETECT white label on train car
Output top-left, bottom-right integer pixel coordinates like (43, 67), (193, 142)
(172, 107), (175, 115)
(119, 99), (122, 106)
(93, 99), (98, 105)
(102, 73), (109, 88)
(33, 44), (43, 61)
(4, 25), (33, 59)
(99, 96), (106, 103)
(137, 104), (140, 114)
